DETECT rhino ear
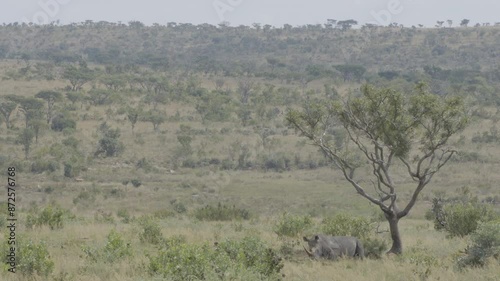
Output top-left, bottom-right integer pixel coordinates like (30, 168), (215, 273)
(314, 235), (319, 241)
(303, 236), (308, 241)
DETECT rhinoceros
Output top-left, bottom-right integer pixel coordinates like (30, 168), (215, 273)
(303, 234), (364, 260)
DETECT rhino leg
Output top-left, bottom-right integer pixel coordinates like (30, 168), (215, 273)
(355, 239), (365, 259)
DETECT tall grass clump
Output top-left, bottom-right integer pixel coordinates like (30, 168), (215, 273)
(193, 203), (251, 221)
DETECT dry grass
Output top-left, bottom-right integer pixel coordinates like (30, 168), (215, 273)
(0, 62), (499, 280)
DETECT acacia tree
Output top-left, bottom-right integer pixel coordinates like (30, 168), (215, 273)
(35, 90), (62, 124)
(0, 100), (17, 129)
(286, 83), (468, 254)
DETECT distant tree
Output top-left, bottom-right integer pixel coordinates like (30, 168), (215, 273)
(266, 57), (280, 74)
(143, 110), (166, 132)
(16, 97), (44, 128)
(94, 122), (124, 157)
(124, 106), (143, 132)
(238, 79), (255, 104)
(66, 92), (83, 106)
(337, 19), (357, 31)
(447, 20), (453, 27)
(87, 89), (114, 106)
(286, 83), (468, 254)
(17, 128), (35, 159)
(460, 19), (470, 27)
(35, 90), (62, 124)
(62, 64), (95, 91)
(30, 120), (47, 143)
(0, 100), (17, 129)
(436, 21), (444, 28)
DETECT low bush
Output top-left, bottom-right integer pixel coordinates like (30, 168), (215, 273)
(273, 213), (312, 238)
(429, 197), (498, 237)
(148, 235), (283, 281)
(26, 204), (66, 230)
(457, 220), (500, 268)
(17, 239), (55, 277)
(193, 203), (251, 221)
(321, 213), (372, 240)
(82, 230), (131, 264)
(139, 217), (164, 245)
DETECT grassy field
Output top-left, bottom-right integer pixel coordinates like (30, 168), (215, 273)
(0, 58), (500, 281)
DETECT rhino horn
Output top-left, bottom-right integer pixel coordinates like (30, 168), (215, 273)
(303, 245), (314, 257)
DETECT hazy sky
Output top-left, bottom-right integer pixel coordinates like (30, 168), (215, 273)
(3, 0), (500, 27)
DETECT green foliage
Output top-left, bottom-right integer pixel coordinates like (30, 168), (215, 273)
(130, 179), (142, 187)
(193, 203), (251, 221)
(139, 217), (164, 245)
(457, 220), (500, 268)
(94, 122), (124, 157)
(363, 237), (388, 259)
(16, 239), (55, 277)
(273, 213), (312, 237)
(51, 113), (77, 132)
(321, 213), (372, 240)
(148, 236), (283, 280)
(195, 90), (233, 122)
(17, 128), (34, 159)
(26, 204), (66, 230)
(441, 203), (497, 237)
(30, 159), (59, 174)
(83, 230), (132, 263)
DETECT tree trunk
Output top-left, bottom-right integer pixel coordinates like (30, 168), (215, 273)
(387, 215), (403, 254)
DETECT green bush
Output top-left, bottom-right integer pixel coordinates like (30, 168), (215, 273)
(94, 122), (124, 158)
(83, 230), (131, 264)
(139, 217), (164, 245)
(440, 203), (496, 237)
(26, 204), (66, 230)
(457, 220), (500, 268)
(130, 179), (142, 188)
(30, 159), (59, 174)
(51, 114), (76, 132)
(148, 236), (283, 281)
(273, 213), (312, 237)
(362, 237), (388, 259)
(193, 203), (251, 221)
(16, 239), (55, 277)
(321, 213), (372, 240)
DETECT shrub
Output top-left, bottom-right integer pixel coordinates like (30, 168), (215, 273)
(139, 217), (164, 245)
(51, 114), (76, 132)
(273, 213), (312, 237)
(172, 201), (187, 214)
(30, 159), (59, 174)
(321, 213), (372, 240)
(457, 220), (500, 268)
(94, 122), (124, 158)
(148, 236), (283, 281)
(130, 179), (142, 188)
(17, 240), (55, 277)
(193, 203), (251, 221)
(362, 237), (388, 259)
(83, 230), (131, 263)
(26, 204), (66, 230)
(438, 202), (496, 237)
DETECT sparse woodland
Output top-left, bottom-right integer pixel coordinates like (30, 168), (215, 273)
(0, 22), (499, 280)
